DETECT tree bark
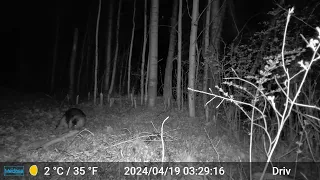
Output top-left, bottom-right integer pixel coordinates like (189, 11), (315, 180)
(188, 0), (199, 117)
(77, 13), (90, 95)
(104, 0), (114, 93)
(94, 0), (101, 105)
(108, 0), (122, 96)
(127, 0), (136, 97)
(147, 0), (159, 107)
(140, 0), (148, 105)
(203, 0), (211, 121)
(176, 0), (182, 110)
(68, 28), (78, 103)
(163, 0), (178, 110)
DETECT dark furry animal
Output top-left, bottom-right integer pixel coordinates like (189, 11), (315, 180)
(56, 108), (86, 130)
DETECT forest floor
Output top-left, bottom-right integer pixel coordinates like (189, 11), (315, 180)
(0, 87), (316, 179)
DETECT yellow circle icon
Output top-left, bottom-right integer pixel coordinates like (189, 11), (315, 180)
(29, 165), (38, 176)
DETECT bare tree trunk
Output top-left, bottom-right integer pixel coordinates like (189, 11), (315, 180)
(203, 0), (211, 121)
(188, 0), (199, 117)
(82, 33), (91, 93)
(209, 0), (226, 120)
(147, 0), (159, 107)
(68, 28), (79, 103)
(177, 0), (182, 110)
(195, 44), (200, 89)
(127, 0), (136, 97)
(121, 49), (129, 94)
(77, 14), (90, 95)
(163, 0), (178, 110)
(140, 0), (148, 105)
(109, 0), (122, 96)
(144, 52), (150, 104)
(122, 51), (128, 94)
(76, 38), (85, 95)
(181, 67), (184, 109)
(94, 0), (101, 105)
(119, 57), (123, 94)
(104, 0), (114, 93)
(50, 15), (59, 94)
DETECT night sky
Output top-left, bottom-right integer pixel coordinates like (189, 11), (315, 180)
(0, 0), (308, 93)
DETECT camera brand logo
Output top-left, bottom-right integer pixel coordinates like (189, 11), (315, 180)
(4, 166), (24, 176)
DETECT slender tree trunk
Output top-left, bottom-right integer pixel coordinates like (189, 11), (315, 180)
(119, 57), (123, 94)
(77, 15), (90, 95)
(140, 0), (148, 105)
(195, 44), (200, 89)
(144, 52), (150, 104)
(76, 38), (85, 95)
(127, 0), (136, 97)
(84, 43), (91, 92)
(177, 0), (182, 110)
(188, 0), (199, 117)
(68, 28), (79, 103)
(109, 0), (122, 96)
(163, 0), (178, 109)
(82, 31), (91, 93)
(94, 0), (101, 105)
(203, 0), (211, 121)
(104, 0), (114, 93)
(147, 0), (159, 107)
(122, 51), (128, 94)
(181, 67), (184, 108)
(50, 15), (59, 94)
